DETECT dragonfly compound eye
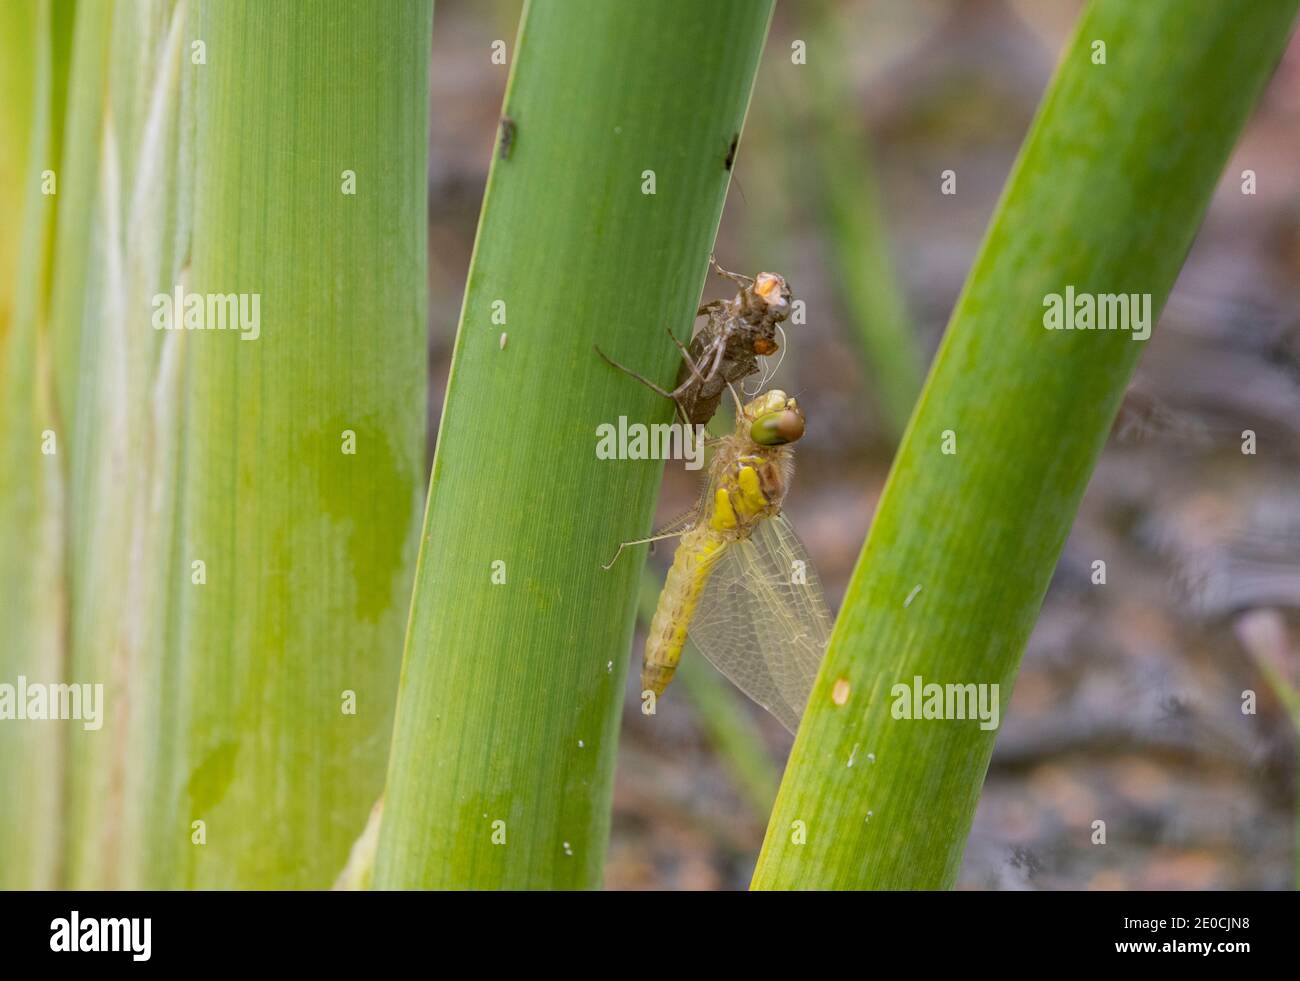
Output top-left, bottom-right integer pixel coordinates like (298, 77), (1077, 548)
(751, 407), (805, 446)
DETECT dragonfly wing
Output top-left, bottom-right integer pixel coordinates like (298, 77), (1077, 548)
(652, 502), (703, 539)
(685, 514), (832, 733)
(650, 466), (717, 539)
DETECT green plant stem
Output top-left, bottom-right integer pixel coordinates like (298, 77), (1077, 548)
(1251, 655), (1300, 888)
(752, 0), (1300, 890)
(0, 0), (71, 890)
(374, 0), (775, 889)
(46, 0), (431, 889)
(166, 0), (431, 888)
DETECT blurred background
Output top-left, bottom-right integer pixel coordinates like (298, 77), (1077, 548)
(429, 0), (1300, 889)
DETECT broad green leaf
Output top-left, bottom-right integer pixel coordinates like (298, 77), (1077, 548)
(0, 0), (433, 889)
(0, 0), (72, 891)
(752, 0), (1300, 890)
(375, 0), (775, 889)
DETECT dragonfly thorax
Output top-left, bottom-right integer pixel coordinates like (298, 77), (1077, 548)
(705, 393), (802, 537)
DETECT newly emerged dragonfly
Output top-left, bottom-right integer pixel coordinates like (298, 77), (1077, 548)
(605, 387), (832, 733)
(597, 257), (793, 428)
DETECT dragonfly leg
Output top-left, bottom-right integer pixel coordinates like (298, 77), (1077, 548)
(723, 377), (746, 418)
(594, 345), (675, 400)
(668, 334), (727, 403)
(708, 253), (754, 289)
(706, 333), (728, 379)
(601, 530), (686, 571)
(668, 397), (692, 427)
(596, 345), (696, 426)
(665, 337), (726, 420)
(668, 360), (712, 399)
(666, 328), (709, 387)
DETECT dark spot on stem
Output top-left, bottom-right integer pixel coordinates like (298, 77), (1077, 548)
(498, 116), (516, 160)
(724, 132), (739, 171)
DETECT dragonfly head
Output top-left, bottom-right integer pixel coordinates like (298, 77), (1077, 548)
(746, 391), (805, 446)
(749, 272), (791, 323)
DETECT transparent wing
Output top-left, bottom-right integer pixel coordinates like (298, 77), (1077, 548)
(651, 502), (703, 539)
(650, 457), (723, 538)
(685, 514), (833, 734)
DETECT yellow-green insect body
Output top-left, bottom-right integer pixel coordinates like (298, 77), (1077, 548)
(639, 390), (830, 732)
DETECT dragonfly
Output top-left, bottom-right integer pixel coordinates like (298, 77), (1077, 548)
(596, 256), (793, 428)
(604, 386), (832, 733)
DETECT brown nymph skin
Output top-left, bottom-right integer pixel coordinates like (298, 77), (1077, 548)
(671, 266), (792, 426)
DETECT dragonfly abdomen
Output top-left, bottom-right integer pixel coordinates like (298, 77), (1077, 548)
(642, 526), (728, 698)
